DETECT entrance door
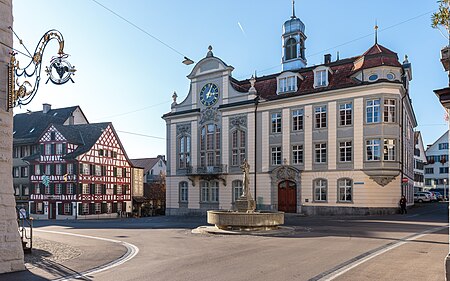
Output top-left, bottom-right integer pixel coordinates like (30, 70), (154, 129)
(278, 180), (297, 213)
(48, 202), (56, 219)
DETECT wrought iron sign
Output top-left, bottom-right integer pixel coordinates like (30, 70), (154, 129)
(7, 29), (76, 110)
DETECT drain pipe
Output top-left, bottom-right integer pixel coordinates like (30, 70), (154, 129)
(249, 76), (259, 206)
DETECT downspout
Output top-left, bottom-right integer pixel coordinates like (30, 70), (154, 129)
(254, 94), (259, 204)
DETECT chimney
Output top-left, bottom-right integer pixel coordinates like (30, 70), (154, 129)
(157, 155), (166, 161)
(43, 103), (51, 114)
(324, 54), (331, 64)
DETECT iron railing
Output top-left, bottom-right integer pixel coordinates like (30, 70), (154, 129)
(16, 207), (33, 253)
(186, 165), (228, 175)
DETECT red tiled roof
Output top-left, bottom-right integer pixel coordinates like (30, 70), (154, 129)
(130, 158), (160, 173)
(230, 43), (403, 100)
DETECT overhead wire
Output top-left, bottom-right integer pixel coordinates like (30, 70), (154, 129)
(116, 130), (165, 140)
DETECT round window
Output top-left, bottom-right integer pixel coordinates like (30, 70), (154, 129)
(368, 74), (378, 81)
(386, 73), (395, 80)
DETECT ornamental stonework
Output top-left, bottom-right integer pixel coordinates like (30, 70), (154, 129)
(176, 124), (191, 136)
(200, 107), (219, 125)
(230, 115), (247, 129)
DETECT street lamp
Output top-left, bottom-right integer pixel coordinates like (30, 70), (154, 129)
(444, 178), (448, 201)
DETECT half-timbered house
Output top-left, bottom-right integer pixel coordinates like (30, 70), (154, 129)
(26, 122), (135, 219)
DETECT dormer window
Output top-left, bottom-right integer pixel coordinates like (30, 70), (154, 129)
(313, 66), (331, 88)
(277, 72), (302, 94)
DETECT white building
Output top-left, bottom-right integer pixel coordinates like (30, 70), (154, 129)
(163, 4), (417, 215)
(414, 131), (427, 192)
(424, 131), (449, 194)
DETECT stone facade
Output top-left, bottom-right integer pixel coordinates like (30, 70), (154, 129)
(0, 0), (26, 273)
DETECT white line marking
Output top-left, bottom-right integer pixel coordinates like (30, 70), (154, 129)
(317, 225), (448, 281)
(34, 229), (139, 281)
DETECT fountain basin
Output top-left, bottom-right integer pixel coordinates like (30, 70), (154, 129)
(207, 210), (284, 231)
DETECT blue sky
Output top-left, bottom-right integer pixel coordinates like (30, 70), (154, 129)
(12, 0), (449, 158)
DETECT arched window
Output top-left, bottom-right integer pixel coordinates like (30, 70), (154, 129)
(337, 178), (352, 202)
(200, 124), (221, 167)
(313, 179), (327, 202)
(178, 135), (191, 169)
(179, 181), (188, 202)
(231, 129), (246, 166)
(285, 38), (297, 60)
(232, 180), (243, 202)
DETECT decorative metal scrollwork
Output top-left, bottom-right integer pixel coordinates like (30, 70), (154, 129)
(7, 29), (76, 110)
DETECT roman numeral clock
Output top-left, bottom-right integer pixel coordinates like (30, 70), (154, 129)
(199, 83), (219, 107)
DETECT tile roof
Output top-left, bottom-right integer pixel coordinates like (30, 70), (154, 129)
(13, 106), (82, 145)
(230, 43), (403, 101)
(61, 123), (111, 159)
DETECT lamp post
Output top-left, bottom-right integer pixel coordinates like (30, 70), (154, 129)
(445, 178), (448, 201)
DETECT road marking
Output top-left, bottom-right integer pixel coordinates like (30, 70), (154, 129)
(34, 229), (139, 281)
(310, 225), (448, 281)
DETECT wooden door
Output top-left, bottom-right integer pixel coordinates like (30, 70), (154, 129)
(278, 180), (297, 213)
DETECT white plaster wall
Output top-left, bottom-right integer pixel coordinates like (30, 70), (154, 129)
(282, 108), (290, 164)
(304, 105), (313, 171)
(261, 112), (269, 172)
(353, 98), (364, 169)
(328, 101), (337, 170)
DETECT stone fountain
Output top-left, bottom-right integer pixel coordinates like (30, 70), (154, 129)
(206, 160), (284, 231)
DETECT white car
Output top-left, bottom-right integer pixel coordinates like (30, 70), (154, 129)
(414, 193), (431, 203)
(420, 191), (437, 202)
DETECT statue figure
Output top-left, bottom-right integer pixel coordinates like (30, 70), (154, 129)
(240, 159), (250, 198)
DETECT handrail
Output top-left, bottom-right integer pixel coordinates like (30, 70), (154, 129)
(16, 206), (33, 252)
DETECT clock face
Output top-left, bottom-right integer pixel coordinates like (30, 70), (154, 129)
(199, 83), (219, 106)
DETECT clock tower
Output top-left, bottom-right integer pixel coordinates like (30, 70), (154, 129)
(282, 0), (307, 71)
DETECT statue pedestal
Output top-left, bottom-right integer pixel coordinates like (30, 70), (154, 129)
(235, 197), (256, 212)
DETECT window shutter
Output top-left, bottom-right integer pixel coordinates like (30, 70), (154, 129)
(51, 164), (55, 175)
(68, 204), (73, 216)
(122, 168), (126, 177)
(30, 202), (36, 214)
(90, 164), (94, 175)
(62, 143), (66, 154)
(78, 204), (83, 215)
(50, 183), (55, 195)
(40, 164), (44, 175)
(102, 184), (106, 194)
(79, 163), (83, 174)
(78, 183), (82, 194)
(62, 164), (67, 175)
(73, 163), (78, 175)
(51, 144), (56, 155)
(113, 185), (117, 195)
(89, 203), (95, 215)
(40, 144), (44, 155)
(30, 165), (35, 176)
(101, 166), (106, 176)
(113, 167), (117, 177)
(101, 203), (107, 213)
(57, 203), (63, 215)
(90, 184), (95, 195)
(112, 202), (118, 213)
(29, 184), (34, 194)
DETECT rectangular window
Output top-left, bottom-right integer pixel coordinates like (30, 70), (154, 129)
(35, 183), (41, 195)
(425, 168), (434, 174)
(231, 130), (246, 166)
(20, 146), (30, 157)
(439, 143), (449, 150)
(200, 182), (209, 202)
(314, 179), (327, 201)
(45, 164), (51, 175)
(339, 141), (352, 162)
(292, 145), (303, 164)
(55, 184), (62, 194)
(95, 203), (101, 213)
(440, 167), (449, 174)
(315, 143), (327, 163)
(95, 184), (102, 194)
(339, 103), (352, 126)
(315, 106), (327, 129)
(271, 112), (282, 133)
(95, 165), (102, 176)
(13, 167), (20, 178)
(366, 99), (381, 123)
(116, 185), (122, 195)
(45, 144), (52, 155)
(67, 163), (73, 174)
(232, 180), (243, 202)
(338, 179), (352, 202)
(21, 166), (28, 178)
(64, 203), (71, 214)
(271, 146), (282, 165)
(287, 76), (296, 91)
(315, 70), (327, 87)
(67, 183), (73, 194)
(34, 165), (41, 176)
(383, 139), (396, 161)
(366, 139), (381, 161)
(56, 143), (63, 155)
(383, 99), (396, 123)
(13, 146), (20, 158)
(179, 182), (188, 202)
(82, 184), (90, 194)
(37, 202), (43, 213)
(292, 109), (304, 131)
(82, 164), (90, 175)
(425, 178), (432, 186)
(279, 77), (286, 92)
(211, 181), (219, 202)
(55, 164), (62, 175)
(45, 185), (50, 194)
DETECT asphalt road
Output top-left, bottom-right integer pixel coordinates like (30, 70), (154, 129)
(2, 202), (448, 281)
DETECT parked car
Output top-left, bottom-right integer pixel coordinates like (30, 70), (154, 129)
(414, 193), (431, 203)
(420, 191), (437, 202)
(432, 191), (443, 201)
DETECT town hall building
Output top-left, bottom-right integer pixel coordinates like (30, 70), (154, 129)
(163, 4), (416, 215)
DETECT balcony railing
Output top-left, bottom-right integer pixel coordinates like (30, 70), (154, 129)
(187, 165), (228, 175)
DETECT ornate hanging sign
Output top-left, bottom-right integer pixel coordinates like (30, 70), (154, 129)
(7, 29), (76, 110)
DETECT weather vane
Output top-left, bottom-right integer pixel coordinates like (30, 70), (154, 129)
(7, 28), (76, 110)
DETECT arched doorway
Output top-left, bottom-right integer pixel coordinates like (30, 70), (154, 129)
(278, 180), (297, 213)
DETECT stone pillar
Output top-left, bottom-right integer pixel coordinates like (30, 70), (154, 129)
(0, 0), (25, 274)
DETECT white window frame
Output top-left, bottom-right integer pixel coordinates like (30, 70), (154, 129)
(366, 139), (381, 161)
(55, 184), (62, 194)
(95, 203), (101, 214)
(292, 109), (304, 131)
(313, 66), (331, 88)
(67, 163), (73, 174)
(338, 178), (352, 202)
(67, 183), (73, 194)
(271, 112), (282, 133)
(366, 98), (381, 123)
(45, 144), (52, 155)
(339, 103), (352, 126)
(271, 146), (282, 166)
(231, 129), (246, 167)
(277, 72), (301, 94)
(56, 143), (63, 155)
(383, 139), (396, 161)
(232, 180), (243, 202)
(179, 181), (188, 202)
(82, 184), (89, 194)
(314, 179), (327, 202)
(292, 145), (303, 165)
(314, 106), (327, 129)
(64, 203), (71, 214)
(200, 181), (219, 203)
(383, 99), (396, 123)
(315, 143), (327, 163)
(339, 141), (352, 162)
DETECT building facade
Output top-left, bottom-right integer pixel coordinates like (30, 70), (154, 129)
(413, 131), (427, 192)
(25, 122), (134, 219)
(13, 104), (88, 213)
(424, 131), (449, 196)
(163, 7), (416, 216)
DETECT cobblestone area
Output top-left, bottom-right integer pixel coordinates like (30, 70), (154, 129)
(24, 237), (82, 266)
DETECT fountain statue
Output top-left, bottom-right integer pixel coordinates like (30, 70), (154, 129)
(206, 159), (284, 231)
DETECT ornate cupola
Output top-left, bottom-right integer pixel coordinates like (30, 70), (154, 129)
(282, 0), (307, 71)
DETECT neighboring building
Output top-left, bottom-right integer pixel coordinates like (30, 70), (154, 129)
(162, 4), (416, 215)
(413, 131), (427, 192)
(25, 122), (134, 219)
(13, 104), (88, 212)
(424, 131), (449, 196)
(130, 156), (166, 216)
(131, 166), (144, 216)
